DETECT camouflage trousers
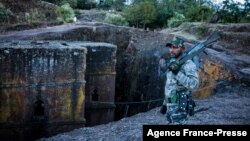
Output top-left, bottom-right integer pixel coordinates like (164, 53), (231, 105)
(165, 91), (196, 123)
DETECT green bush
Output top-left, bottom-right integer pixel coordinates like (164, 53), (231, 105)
(196, 25), (209, 37)
(186, 4), (213, 22)
(44, 0), (77, 8)
(104, 13), (128, 26)
(167, 12), (185, 28)
(0, 3), (14, 22)
(25, 8), (45, 23)
(56, 3), (75, 23)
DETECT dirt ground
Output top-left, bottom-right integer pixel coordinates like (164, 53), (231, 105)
(38, 81), (250, 141)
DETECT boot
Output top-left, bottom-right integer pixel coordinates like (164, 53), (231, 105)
(166, 103), (187, 123)
(160, 105), (167, 114)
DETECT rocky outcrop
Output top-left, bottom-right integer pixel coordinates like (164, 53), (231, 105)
(0, 22), (169, 120)
(164, 23), (250, 98)
(208, 24), (250, 83)
(0, 22), (249, 141)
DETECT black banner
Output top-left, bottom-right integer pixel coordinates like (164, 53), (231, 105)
(143, 125), (249, 139)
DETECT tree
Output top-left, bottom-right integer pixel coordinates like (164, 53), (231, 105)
(186, 4), (213, 22)
(218, 0), (242, 23)
(97, 0), (113, 10)
(139, 1), (156, 28)
(122, 1), (156, 28)
(154, 0), (178, 28)
(122, 4), (142, 27)
(112, 0), (125, 11)
(242, 0), (250, 22)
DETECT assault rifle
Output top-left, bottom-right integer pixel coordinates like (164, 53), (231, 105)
(157, 32), (220, 77)
(177, 32), (220, 66)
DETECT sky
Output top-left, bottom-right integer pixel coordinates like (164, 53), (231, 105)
(213, 0), (246, 4)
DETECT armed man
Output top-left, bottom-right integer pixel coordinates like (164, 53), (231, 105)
(159, 37), (199, 123)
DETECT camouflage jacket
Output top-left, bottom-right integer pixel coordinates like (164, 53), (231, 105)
(164, 59), (199, 98)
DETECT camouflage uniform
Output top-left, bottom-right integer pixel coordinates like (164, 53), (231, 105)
(163, 59), (199, 123)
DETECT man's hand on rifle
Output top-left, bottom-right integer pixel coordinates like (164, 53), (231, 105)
(168, 60), (181, 75)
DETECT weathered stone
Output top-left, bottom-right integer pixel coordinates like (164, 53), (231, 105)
(0, 23), (167, 121)
(0, 22), (249, 131)
(0, 40), (87, 140)
(81, 42), (117, 126)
